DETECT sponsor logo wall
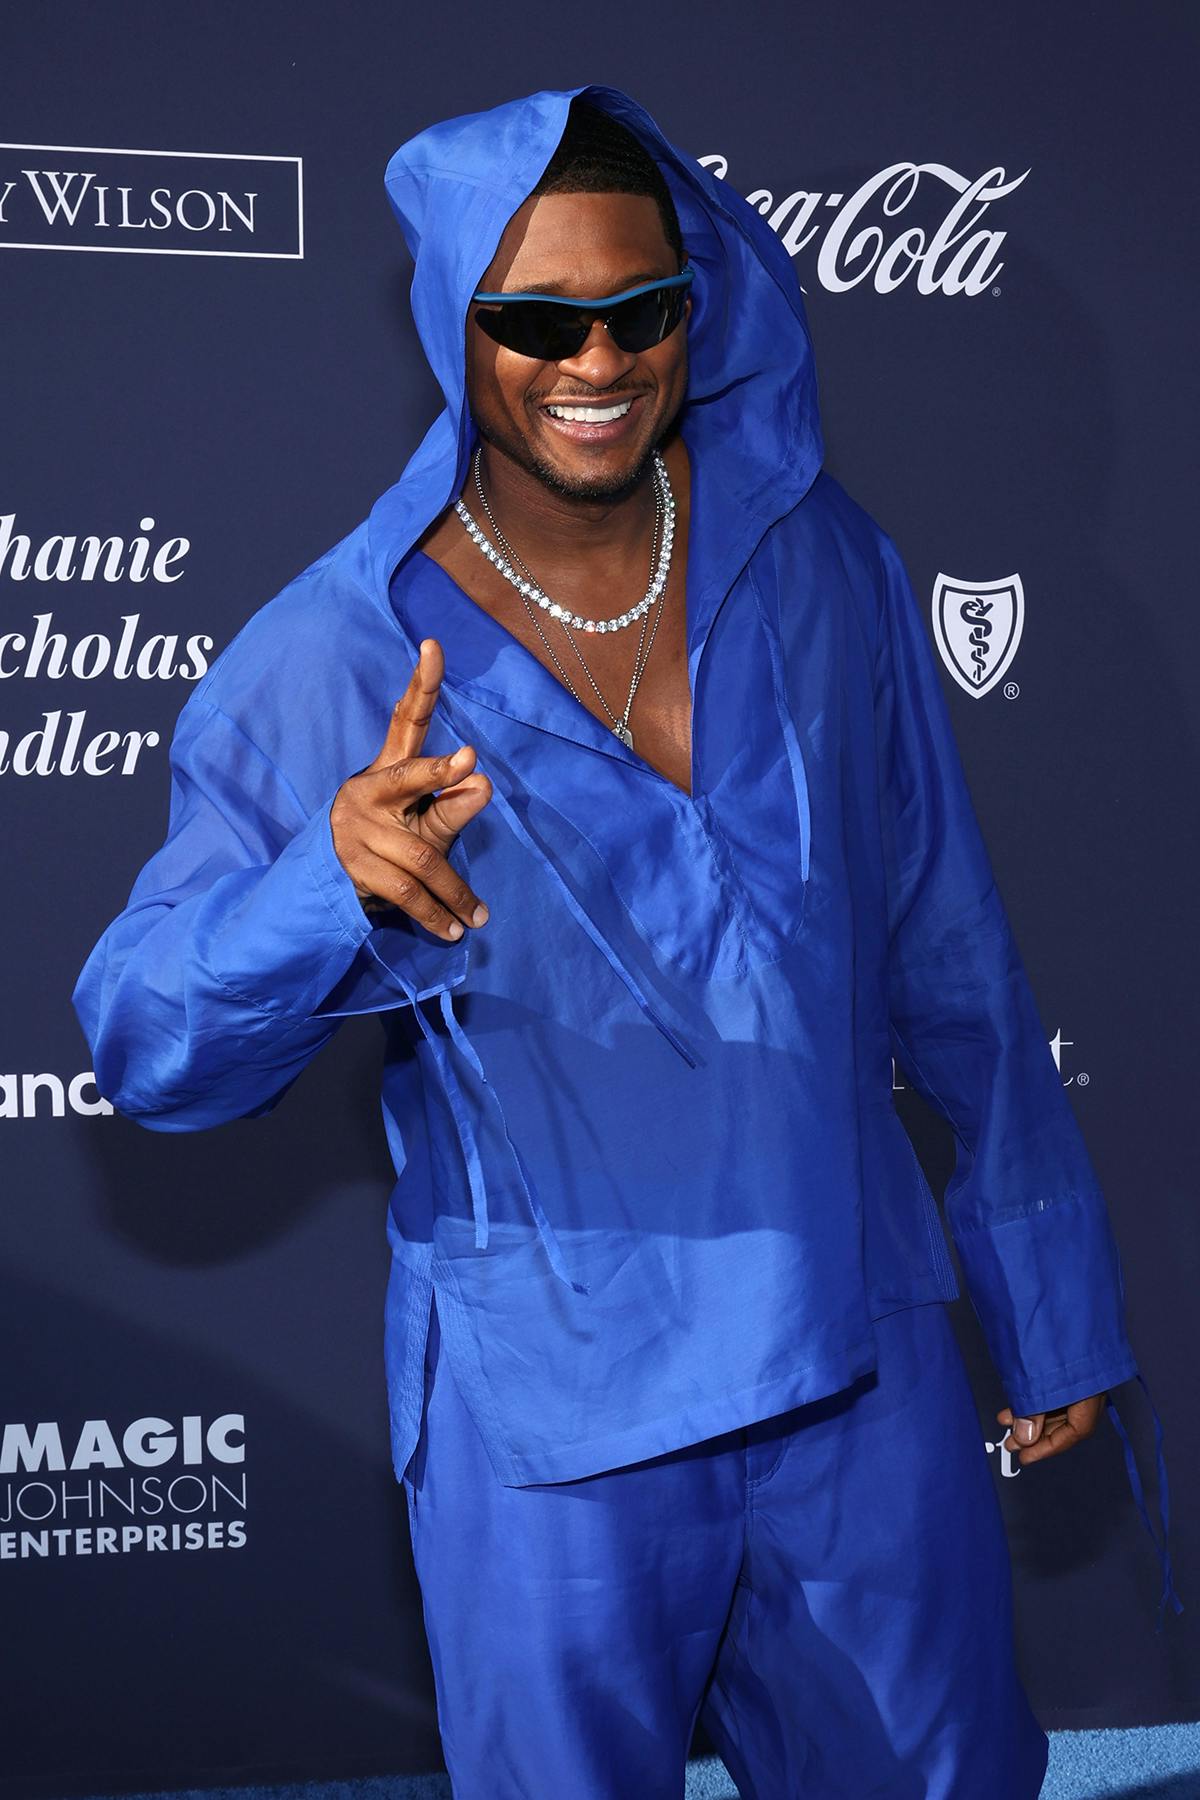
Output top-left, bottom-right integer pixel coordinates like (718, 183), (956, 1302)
(1, 1413), (247, 1561)
(932, 571), (1025, 696)
(698, 153), (1026, 295)
(3, 5), (1194, 1795)
(0, 145), (303, 257)
(0, 514), (207, 777)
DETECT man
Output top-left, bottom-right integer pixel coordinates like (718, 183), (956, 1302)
(74, 86), (1179, 1797)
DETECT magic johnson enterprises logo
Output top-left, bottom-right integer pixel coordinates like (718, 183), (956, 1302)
(1, 1414), (247, 1560)
(0, 144), (303, 258)
(0, 513), (212, 777)
(931, 572), (1025, 698)
(696, 155), (1028, 296)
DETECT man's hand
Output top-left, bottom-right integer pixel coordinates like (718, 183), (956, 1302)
(995, 1393), (1107, 1465)
(330, 637), (494, 943)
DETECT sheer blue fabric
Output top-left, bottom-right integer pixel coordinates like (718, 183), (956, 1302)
(72, 83), (1180, 1625)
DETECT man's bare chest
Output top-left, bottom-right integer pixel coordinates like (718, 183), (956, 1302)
(479, 561), (692, 794)
(418, 500), (693, 795)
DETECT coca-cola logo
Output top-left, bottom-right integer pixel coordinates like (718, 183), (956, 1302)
(697, 156), (1029, 295)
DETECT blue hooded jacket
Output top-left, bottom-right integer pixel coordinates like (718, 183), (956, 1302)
(73, 84), (1180, 1625)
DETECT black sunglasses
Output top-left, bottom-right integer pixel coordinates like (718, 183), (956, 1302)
(471, 267), (694, 361)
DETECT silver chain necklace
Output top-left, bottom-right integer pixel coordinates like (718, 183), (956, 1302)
(455, 446), (675, 750)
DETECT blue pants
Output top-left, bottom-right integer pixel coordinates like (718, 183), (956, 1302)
(402, 1295), (1050, 1798)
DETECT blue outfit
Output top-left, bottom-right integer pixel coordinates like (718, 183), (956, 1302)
(73, 76), (1180, 1711)
(404, 1288), (1052, 1798)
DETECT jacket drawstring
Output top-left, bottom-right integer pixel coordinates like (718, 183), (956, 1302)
(749, 560), (811, 884)
(1105, 1374), (1185, 1632)
(393, 757), (696, 1295)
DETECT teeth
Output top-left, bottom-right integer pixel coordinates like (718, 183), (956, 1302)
(546, 400), (633, 423)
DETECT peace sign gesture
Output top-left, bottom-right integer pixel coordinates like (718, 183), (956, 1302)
(330, 638), (493, 942)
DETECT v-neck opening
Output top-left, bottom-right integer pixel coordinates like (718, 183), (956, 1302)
(383, 509), (812, 986)
(407, 546), (697, 803)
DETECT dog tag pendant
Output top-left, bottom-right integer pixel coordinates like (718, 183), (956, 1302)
(613, 721), (634, 749)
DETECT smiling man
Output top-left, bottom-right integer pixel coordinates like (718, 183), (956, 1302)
(415, 143), (696, 795)
(74, 87), (1178, 1798)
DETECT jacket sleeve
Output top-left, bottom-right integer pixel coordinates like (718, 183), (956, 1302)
(873, 532), (1138, 1416)
(71, 692), (469, 1133)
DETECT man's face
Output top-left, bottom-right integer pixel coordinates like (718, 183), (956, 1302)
(464, 190), (689, 502)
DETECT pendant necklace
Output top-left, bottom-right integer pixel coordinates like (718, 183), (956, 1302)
(455, 445), (675, 751)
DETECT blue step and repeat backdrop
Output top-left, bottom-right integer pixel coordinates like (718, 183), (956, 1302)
(2, 3), (1196, 1794)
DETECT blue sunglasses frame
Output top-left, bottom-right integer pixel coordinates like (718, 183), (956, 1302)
(472, 268), (695, 306)
(470, 267), (695, 359)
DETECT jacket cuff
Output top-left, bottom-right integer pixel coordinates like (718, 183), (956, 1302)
(952, 1188), (1139, 1415)
(208, 791), (467, 1022)
(307, 795), (471, 1017)
(1004, 1348), (1141, 1420)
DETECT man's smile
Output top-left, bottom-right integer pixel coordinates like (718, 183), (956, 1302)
(537, 390), (649, 443)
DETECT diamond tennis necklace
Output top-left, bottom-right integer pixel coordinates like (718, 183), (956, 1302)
(454, 446), (675, 749)
(455, 448), (675, 635)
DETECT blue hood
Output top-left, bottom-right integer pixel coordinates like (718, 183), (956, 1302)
(365, 82), (825, 607)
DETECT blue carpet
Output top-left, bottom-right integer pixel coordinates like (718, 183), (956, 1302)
(80, 1724), (1200, 1799)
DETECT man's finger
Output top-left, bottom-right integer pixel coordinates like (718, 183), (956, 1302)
(370, 639), (444, 769)
(997, 1397), (1105, 1464)
(1010, 1410), (1082, 1465)
(350, 844), (472, 943)
(422, 769), (494, 842)
(996, 1406), (1044, 1456)
(363, 823), (489, 928)
(1006, 1410), (1043, 1449)
(373, 745), (476, 805)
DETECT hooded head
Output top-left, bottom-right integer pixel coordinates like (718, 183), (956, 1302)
(459, 99), (692, 507)
(367, 83), (824, 606)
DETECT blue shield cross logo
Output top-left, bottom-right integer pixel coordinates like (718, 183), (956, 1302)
(931, 572), (1024, 698)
